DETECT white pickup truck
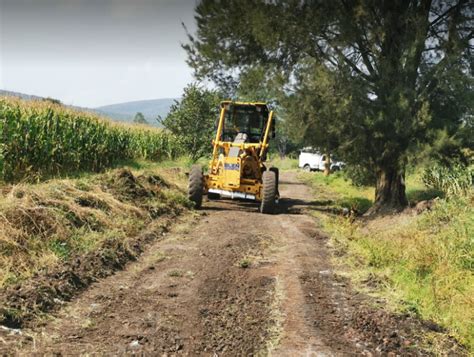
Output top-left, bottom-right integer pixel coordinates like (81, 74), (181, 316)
(298, 148), (344, 172)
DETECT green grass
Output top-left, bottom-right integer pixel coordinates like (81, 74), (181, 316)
(268, 156), (299, 171)
(302, 170), (474, 351)
(406, 171), (445, 203)
(168, 269), (184, 277)
(300, 171), (374, 212)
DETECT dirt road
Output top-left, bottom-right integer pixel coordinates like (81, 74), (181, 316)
(4, 172), (445, 355)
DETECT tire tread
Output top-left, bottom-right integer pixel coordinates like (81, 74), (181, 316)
(260, 170), (276, 214)
(188, 165), (203, 208)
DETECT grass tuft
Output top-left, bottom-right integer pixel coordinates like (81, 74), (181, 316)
(239, 258), (252, 268)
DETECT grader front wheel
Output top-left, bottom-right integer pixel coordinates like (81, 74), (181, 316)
(260, 170), (277, 214)
(188, 165), (204, 208)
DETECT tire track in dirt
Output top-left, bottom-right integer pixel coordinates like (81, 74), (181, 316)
(1, 172), (452, 355)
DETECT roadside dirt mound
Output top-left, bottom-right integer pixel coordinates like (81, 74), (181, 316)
(106, 168), (153, 199)
(0, 220), (171, 328)
(0, 168), (188, 328)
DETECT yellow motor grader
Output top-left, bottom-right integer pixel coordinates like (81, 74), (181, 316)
(188, 101), (279, 214)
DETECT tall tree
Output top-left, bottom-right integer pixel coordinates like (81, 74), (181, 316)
(184, 0), (473, 213)
(161, 84), (221, 161)
(133, 112), (148, 125)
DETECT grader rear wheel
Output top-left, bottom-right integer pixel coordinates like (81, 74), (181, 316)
(260, 170), (277, 214)
(188, 165), (204, 208)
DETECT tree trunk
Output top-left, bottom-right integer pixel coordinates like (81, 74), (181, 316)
(323, 153), (331, 176)
(366, 166), (408, 215)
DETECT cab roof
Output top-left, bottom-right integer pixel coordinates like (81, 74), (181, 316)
(220, 100), (269, 108)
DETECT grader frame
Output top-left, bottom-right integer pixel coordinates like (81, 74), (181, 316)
(188, 101), (279, 214)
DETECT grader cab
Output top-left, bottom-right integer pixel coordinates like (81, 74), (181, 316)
(188, 101), (279, 214)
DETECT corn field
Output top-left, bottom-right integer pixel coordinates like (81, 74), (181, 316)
(0, 97), (181, 182)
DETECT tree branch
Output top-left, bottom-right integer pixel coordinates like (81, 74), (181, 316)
(429, 2), (460, 28)
(405, 0), (433, 89)
(340, 0), (378, 78)
(319, 32), (373, 81)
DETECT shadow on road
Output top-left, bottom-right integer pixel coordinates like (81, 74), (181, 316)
(203, 196), (339, 216)
(277, 198), (339, 215)
(278, 180), (305, 186)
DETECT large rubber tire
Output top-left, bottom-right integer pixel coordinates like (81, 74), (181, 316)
(260, 170), (277, 214)
(188, 165), (203, 209)
(303, 164), (311, 172)
(269, 167), (279, 195)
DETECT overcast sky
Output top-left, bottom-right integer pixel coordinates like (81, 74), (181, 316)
(0, 0), (197, 107)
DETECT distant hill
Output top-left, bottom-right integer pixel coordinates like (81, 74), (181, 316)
(0, 90), (177, 127)
(95, 98), (177, 126)
(0, 89), (45, 102)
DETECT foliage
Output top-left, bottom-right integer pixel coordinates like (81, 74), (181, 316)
(268, 156), (298, 171)
(185, 0), (473, 212)
(283, 63), (354, 161)
(343, 164), (377, 187)
(42, 97), (62, 105)
(304, 171), (474, 351)
(422, 162), (473, 197)
(0, 97), (180, 182)
(413, 127), (474, 168)
(133, 112), (148, 125)
(269, 117), (301, 158)
(161, 84), (221, 161)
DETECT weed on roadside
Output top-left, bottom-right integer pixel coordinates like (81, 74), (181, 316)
(239, 258), (252, 268)
(168, 269), (184, 277)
